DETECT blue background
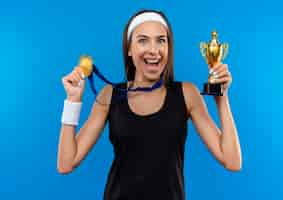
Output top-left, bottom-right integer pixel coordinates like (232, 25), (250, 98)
(1, 0), (282, 199)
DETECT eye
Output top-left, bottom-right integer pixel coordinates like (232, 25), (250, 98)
(138, 38), (147, 44)
(158, 38), (167, 44)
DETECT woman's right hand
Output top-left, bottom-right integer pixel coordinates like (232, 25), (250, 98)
(62, 66), (86, 102)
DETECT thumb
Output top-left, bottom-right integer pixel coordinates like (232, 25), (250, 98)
(78, 78), (86, 88)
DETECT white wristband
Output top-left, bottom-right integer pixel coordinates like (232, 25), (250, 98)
(61, 99), (82, 126)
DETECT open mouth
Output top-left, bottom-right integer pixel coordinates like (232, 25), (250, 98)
(144, 58), (160, 66)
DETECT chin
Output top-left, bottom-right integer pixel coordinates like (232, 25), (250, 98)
(139, 64), (165, 82)
(144, 71), (163, 82)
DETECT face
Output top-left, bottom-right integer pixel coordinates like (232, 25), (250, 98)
(128, 21), (168, 82)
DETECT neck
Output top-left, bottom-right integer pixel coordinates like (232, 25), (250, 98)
(130, 77), (162, 88)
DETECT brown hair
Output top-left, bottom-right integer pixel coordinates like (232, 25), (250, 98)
(122, 9), (175, 86)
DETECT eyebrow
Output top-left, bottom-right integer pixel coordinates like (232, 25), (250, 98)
(136, 34), (167, 38)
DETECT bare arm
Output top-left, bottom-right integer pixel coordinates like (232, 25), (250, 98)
(182, 82), (242, 171)
(57, 84), (113, 174)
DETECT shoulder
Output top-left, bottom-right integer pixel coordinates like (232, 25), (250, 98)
(179, 81), (202, 114)
(99, 84), (113, 95)
(99, 82), (128, 103)
(169, 81), (199, 92)
(180, 81), (200, 94)
(99, 81), (126, 96)
(95, 84), (113, 109)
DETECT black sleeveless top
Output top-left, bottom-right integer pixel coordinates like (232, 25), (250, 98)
(104, 81), (189, 200)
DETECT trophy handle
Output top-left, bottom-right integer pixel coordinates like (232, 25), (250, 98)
(221, 43), (229, 60)
(200, 42), (208, 58)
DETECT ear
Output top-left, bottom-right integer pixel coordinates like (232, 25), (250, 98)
(128, 49), (132, 57)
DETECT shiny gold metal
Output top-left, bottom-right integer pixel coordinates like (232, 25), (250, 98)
(200, 31), (228, 84)
(79, 55), (93, 77)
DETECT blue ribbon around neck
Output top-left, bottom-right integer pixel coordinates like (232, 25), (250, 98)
(88, 64), (164, 101)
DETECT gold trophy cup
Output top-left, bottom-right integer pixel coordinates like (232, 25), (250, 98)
(200, 31), (228, 96)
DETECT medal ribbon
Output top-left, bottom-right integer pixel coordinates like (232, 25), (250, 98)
(88, 64), (164, 101)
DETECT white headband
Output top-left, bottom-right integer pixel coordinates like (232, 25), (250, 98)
(127, 12), (168, 41)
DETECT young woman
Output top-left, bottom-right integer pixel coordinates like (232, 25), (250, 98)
(58, 9), (242, 200)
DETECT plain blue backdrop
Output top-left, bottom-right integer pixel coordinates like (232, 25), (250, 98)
(1, 0), (282, 199)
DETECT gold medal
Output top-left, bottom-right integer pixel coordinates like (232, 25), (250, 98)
(79, 55), (93, 77)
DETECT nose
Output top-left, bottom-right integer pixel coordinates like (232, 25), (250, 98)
(148, 41), (159, 55)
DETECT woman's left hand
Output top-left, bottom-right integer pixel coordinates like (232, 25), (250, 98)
(209, 63), (232, 95)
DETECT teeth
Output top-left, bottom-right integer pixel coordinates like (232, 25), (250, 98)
(144, 59), (160, 64)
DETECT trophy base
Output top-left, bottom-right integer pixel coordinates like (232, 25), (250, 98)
(200, 83), (224, 96)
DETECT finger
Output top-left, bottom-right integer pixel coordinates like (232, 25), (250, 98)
(78, 79), (85, 88)
(73, 70), (84, 81)
(213, 63), (228, 75)
(74, 67), (85, 79)
(62, 74), (74, 84)
(209, 62), (222, 74)
(62, 76), (74, 88)
(73, 68), (85, 88)
(213, 69), (230, 79)
(71, 72), (81, 85)
(63, 74), (79, 87)
(210, 63), (227, 75)
(212, 76), (232, 84)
